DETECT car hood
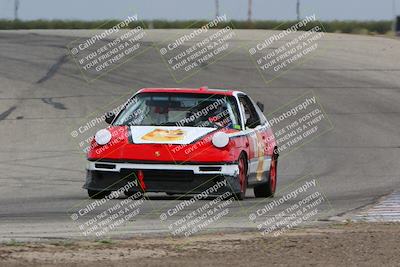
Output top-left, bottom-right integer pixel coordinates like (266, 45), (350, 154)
(129, 126), (217, 145)
(88, 126), (240, 163)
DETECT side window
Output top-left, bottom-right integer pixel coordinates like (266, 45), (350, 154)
(239, 95), (261, 129)
(252, 100), (267, 125)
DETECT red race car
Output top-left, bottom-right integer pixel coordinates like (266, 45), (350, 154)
(84, 87), (278, 200)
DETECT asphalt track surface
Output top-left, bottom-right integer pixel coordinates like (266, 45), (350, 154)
(0, 29), (399, 241)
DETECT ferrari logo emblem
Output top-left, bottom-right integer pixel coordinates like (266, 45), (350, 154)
(155, 151), (161, 157)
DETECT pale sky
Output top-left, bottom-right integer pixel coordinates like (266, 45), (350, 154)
(0, 0), (398, 21)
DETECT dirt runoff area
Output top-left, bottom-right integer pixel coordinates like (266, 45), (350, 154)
(0, 222), (399, 267)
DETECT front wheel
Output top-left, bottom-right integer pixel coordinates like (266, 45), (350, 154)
(254, 153), (278, 198)
(234, 154), (248, 200)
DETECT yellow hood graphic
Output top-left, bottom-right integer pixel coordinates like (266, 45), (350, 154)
(131, 126), (216, 145)
(141, 129), (186, 142)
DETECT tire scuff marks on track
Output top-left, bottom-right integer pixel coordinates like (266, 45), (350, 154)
(41, 97), (67, 110)
(36, 54), (68, 84)
(0, 106), (16, 121)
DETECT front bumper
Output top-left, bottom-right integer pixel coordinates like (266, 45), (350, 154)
(83, 161), (240, 194)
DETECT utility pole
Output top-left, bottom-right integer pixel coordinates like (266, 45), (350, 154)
(247, 0), (252, 22)
(296, 0), (300, 20)
(215, 0), (220, 18)
(392, 0), (396, 31)
(394, 0), (400, 35)
(14, 0), (20, 21)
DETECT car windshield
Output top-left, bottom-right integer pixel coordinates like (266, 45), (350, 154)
(113, 92), (242, 129)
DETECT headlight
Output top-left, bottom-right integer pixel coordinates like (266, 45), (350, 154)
(212, 132), (229, 148)
(95, 129), (112, 145)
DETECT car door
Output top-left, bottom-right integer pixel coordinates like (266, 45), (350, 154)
(238, 94), (272, 183)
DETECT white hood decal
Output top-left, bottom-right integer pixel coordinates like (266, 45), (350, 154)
(130, 126), (216, 145)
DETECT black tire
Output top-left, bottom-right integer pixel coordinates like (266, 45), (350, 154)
(87, 189), (111, 199)
(254, 153), (278, 198)
(234, 154), (248, 201)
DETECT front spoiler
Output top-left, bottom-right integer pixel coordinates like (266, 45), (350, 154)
(83, 161), (241, 194)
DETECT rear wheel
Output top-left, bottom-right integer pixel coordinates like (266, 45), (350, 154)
(254, 152), (278, 198)
(87, 189), (111, 199)
(234, 154), (248, 200)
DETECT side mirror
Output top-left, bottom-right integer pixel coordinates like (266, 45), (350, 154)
(105, 112), (115, 124)
(256, 101), (264, 112)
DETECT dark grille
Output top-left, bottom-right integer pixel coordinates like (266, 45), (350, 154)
(121, 169), (196, 182)
(95, 163), (116, 169)
(199, 166), (222, 172)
